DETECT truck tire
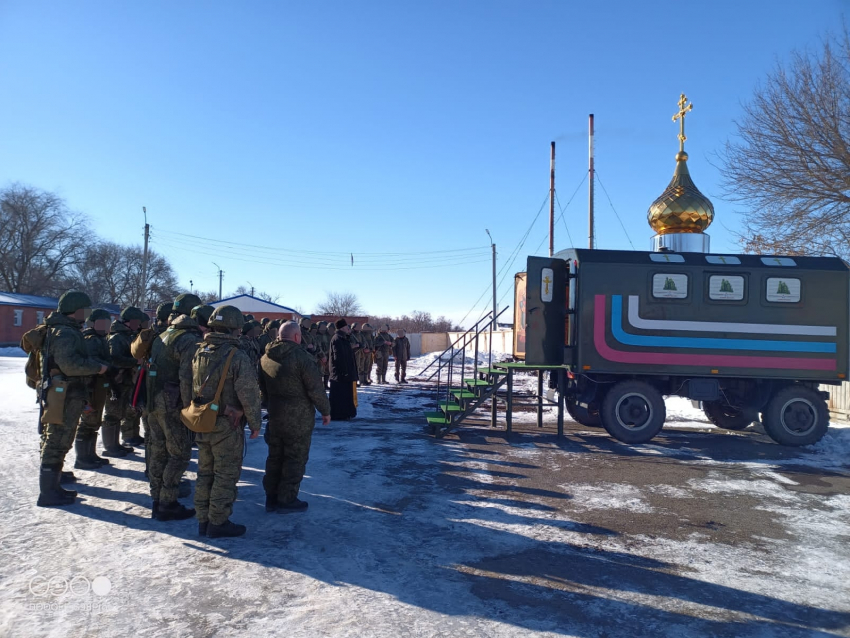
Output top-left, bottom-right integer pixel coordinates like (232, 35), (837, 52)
(566, 400), (602, 427)
(762, 385), (829, 446)
(702, 401), (756, 431)
(601, 380), (666, 444)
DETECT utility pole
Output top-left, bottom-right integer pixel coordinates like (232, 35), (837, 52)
(549, 141), (555, 257)
(189, 280), (194, 294)
(485, 229), (496, 330)
(213, 262), (223, 300)
(248, 282), (255, 297)
(588, 114), (595, 249)
(141, 207), (150, 308)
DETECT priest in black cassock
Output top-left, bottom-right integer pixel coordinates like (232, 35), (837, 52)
(328, 318), (358, 420)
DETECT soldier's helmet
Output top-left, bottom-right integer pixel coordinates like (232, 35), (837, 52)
(245, 314), (255, 322)
(261, 317), (270, 326)
(156, 302), (173, 322)
(351, 322), (360, 330)
(363, 323), (373, 331)
(299, 317), (312, 329)
(191, 304), (216, 328)
(266, 319), (281, 333)
(87, 308), (112, 323)
(318, 321), (328, 332)
(208, 305), (245, 331)
(241, 319), (261, 335)
(120, 306), (146, 322)
(58, 290), (93, 314)
(172, 293), (203, 316)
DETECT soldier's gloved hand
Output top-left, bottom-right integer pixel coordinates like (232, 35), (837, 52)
(249, 428), (260, 439)
(321, 415), (331, 426)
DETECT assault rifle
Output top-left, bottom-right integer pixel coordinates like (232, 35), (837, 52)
(37, 328), (51, 435)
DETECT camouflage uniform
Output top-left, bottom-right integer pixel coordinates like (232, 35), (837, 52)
(256, 319), (280, 357)
(299, 317), (319, 361)
(361, 324), (375, 385)
(393, 334), (412, 383)
(374, 329), (393, 383)
(76, 326), (111, 441)
(316, 322), (330, 386)
(260, 339), (330, 507)
(147, 314), (202, 507)
(103, 320), (141, 446)
(187, 332), (262, 526)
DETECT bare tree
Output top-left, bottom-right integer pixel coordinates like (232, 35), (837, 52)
(316, 292), (364, 316)
(720, 27), (850, 257)
(257, 291), (280, 304)
(197, 290), (220, 304)
(0, 184), (88, 294)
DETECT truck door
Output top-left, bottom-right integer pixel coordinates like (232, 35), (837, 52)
(525, 256), (568, 365)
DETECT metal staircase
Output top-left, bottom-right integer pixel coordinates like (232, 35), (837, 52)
(420, 307), (510, 438)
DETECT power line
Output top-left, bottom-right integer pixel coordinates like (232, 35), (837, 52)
(595, 172), (636, 250)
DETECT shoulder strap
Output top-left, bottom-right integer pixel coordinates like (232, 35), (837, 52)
(211, 347), (237, 404)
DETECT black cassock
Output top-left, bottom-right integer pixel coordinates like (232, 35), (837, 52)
(328, 331), (358, 420)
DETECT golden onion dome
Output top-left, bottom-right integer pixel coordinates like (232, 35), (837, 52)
(647, 94), (714, 235)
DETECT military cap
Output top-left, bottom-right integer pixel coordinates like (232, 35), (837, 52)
(87, 308), (112, 323)
(57, 291), (92, 314)
(190, 304), (216, 327)
(208, 305), (245, 331)
(173, 293), (202, 315)
(120, 306), (146, 322)
(156, 302), (174, 322)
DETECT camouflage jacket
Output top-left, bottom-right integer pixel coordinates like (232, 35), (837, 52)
(82, 327), (111, 391)
(44, 313), (105, 398)
(315, 330), (330, 357)
(256, 332), (273, 356)
(350, 329), (363, 353)
(300, 327), (318, 360)
(238, 335), (262, 369)
(187, 332), (263, 433)
(260, 340), (330, 425)
(392, 336), (411, 362)
(374, 331), (393, 355)
(361, 330), (374, 354)
(108, 321), (138, 388)
(149, 315), (202, 406)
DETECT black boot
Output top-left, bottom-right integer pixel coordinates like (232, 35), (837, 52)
(178, 479), (191, 499)
(101, 425), (132, 457)
(198, 521), (208, 536)
(265, 494), (278, 513)
(277, 498), (308, 513)
(123, 434), (145, 447)
(37, 465), (75, 507)
(60, 471), (77, 483)
(90, 433), (110, 466)
(151, 500), (159, 519)
(155, 501), (196, 521)
(74, 437), (100, 470)
(206, 519), (247, 538)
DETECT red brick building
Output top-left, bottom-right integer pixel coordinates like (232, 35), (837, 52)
(0, 293), (58, 346)
(211, 294), (299, 323)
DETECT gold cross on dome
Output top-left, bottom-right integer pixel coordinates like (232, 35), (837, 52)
(672, 93), (693, 153)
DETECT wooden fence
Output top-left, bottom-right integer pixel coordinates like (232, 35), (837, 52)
(823, 383), (850, 422)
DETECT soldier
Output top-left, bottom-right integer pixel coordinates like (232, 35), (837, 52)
(350, 323), (364, 386)
(36, 291), (109, 506)
(316, 321), (330, 388)
(374, 324), (393, 384)
(74, 309), (114, 470)
(257, 319), (280, 356)
(155, 303), (173, 332)
(328, 318), (358, 420)
(299, 317), (318, 361)
(260, 321), (330, 513)
(106, 306), (148, 451)
(260, 317), (270, 330)
(361, 323), (375, 385)
(239, 319), (263, 368)
(393, 329), (412, 384)
(327, 321), (336, 342)
(147, 292), (203, 521)
(187, 306), (262, 538)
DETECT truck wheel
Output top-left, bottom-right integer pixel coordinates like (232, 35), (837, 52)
(702, 401), (756, 431)
(601, 380), (666, 444)
(566, 400), (602, 427)
(762, 385), (829, 446)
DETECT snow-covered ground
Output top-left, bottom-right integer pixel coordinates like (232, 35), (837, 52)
(1, 354), (849, 638)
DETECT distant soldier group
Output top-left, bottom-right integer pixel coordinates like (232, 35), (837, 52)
(23, 291), (414, 539)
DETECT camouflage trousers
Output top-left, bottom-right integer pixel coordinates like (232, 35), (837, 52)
(263, 418), (315, 504)
(40, 396), (85, 467)
(195, 417), (244, 525)
(147, 393), (192, 503)
(104, 386), (141, 440)
(394, 359), (408, 381)
(77, 378), (110, 438)
(362, 352), (374, 381)
(375, 351), (390, 376)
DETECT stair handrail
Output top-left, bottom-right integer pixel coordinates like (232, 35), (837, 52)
(420, 311), (493, 380)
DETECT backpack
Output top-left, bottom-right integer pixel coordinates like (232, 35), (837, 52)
(21, 325), (48, 390)
(131, 328), (156, 360)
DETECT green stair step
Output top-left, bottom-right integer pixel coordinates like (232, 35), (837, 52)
(437, 401), (462, 413)
(425, 411), (452, 426)
(450, 389), (476, 400)
(479, 367), (508, 376)
(464, 378), (491, 387)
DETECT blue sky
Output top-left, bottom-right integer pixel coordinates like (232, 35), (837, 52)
(0, 1), (845, 325)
